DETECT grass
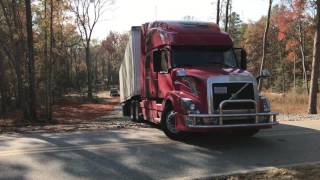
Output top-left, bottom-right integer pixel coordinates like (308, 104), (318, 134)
(264, 91), (320, 114)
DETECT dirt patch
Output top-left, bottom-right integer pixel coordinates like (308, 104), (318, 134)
(209, 163), (320, 180)
(0, 117), (151, 134)
(0, 91), (152, 133)
(52, 98), (118, 124)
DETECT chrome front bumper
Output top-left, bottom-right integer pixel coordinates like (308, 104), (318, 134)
(186, 99), (279, 128)
(186, 112), (278, 128)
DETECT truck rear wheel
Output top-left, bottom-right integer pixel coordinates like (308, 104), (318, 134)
(130, 101), (143, 122)
(161, 106), (186, 140)
(122, 102), (131, 117)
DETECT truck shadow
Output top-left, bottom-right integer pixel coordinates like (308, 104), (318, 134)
(177, 122), (320, 165)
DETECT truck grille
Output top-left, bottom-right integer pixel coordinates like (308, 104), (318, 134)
(212, 83), (255, 110)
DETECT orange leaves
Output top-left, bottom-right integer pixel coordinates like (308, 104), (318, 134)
(287, 51), (297, 62)
(278, 32), (286, 41)
(53, 100), (116, 122)
(277, 13), (287, 41)
(285, 39), (299, 62)
(285, 39), (299, 51)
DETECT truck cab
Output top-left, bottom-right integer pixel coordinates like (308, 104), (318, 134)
(119, 21), (278, 139)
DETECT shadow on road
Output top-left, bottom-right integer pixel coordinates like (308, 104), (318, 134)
(1, 122), (320, 179)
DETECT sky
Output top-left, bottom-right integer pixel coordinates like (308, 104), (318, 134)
(92, 0), (276, 40)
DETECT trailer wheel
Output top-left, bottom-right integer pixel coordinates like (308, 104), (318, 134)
(122, 102), (131, 117)
(130, 101), (143, 122)
(161, 106), (186, 140)
(130, 101), (138, 122)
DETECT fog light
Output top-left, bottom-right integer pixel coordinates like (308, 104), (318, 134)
(203, 117), (218, 125)
(202, 117), (210, 124)
(196, 118), (203, 125)
(258, 116), (270, 123)
(186, 117), (194, 125)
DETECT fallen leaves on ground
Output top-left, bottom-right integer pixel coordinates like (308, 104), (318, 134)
(0, 91), (151, 133)
(210, 164), (320, 180)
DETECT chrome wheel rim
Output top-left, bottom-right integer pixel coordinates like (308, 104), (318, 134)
(166, 111), (177, 134)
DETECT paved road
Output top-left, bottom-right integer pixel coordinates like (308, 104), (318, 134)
(0, 120), (320, 180)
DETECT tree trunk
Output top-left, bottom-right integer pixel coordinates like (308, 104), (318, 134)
(308, 0), (320, 114)
(107, 58), (111, 89)
(225, 0), (230, 32)
(13, 41), (24, 109)
(47, 0), (54, 120)
(298, 21), (309, 94)
(94, 55), (98, 91)
(293, 56), (296, 91)
(102, 59), (106, 90)
(258, 0), (273, 90)
(14, 48), (24, 110)
(86, 43), (93, 100)
(216, 0), (220, 25)
(0, 51), (6, 116)
(24, 0), (37, 121)
(43, 0), (52, 121)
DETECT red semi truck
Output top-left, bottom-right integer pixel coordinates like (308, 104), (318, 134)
(119, 21), (278, 139)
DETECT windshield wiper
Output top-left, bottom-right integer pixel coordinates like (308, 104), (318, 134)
(177, 64), (195, 67)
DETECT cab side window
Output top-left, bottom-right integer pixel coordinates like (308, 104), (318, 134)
(153, 49), (169, 73)
(160, 50), (169, 72)
(153, 50), (161, 72)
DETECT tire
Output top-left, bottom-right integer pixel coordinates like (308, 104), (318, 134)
(135, 101), (144, 123)
(130, 101), (138, 122)
(232, 129), (260, 137)
(161, 106), (186, 140)
(122, 102), (131, 117)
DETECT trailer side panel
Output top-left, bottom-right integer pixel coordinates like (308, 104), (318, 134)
(119, 27), (141, 102)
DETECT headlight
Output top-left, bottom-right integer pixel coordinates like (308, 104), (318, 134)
(260, 96), (270, 112)
(181, 98), (199, 114)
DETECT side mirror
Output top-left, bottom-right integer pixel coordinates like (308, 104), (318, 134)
(257, 69), (271, 82)
(234, 48), (247, 70)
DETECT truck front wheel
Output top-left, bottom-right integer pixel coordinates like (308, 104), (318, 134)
(161, 106), (186, 140)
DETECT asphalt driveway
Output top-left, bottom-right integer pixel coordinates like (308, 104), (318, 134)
(0, 120), (320, 179)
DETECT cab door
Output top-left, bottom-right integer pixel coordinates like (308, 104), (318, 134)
(145, 50), (159, 99)
(154, 49), (173, 98)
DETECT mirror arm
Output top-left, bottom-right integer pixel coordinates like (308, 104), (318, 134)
(256, 76), (262, 84)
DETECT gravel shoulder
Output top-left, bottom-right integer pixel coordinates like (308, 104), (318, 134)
(278, 114), (320, 121)
(210, 163), (320, 180)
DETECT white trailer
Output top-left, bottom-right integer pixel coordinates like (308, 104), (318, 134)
(119, 26), (142, 103)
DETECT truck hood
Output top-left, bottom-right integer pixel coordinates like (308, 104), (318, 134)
(173, 67), (255, 81)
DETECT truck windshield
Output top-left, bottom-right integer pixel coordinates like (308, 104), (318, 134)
(172, 46), (238, 68)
